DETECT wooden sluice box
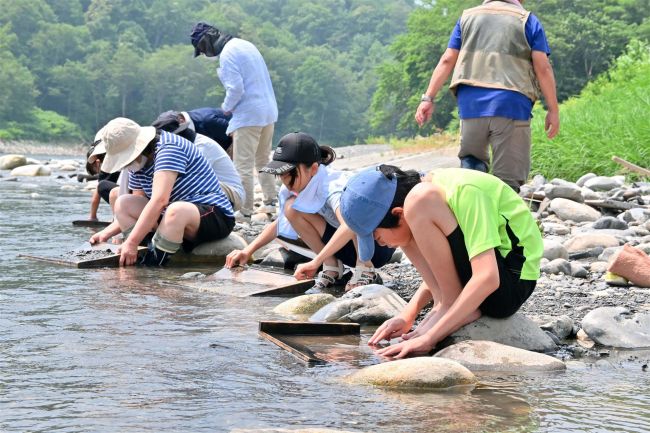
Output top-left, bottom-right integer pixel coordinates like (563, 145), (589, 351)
(172, 265), (315, 297)
(72, 220), (111, 228)
(259, 321), (361, 364)
(18, 243), (146, 268)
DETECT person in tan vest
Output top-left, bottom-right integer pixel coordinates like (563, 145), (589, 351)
(415, 0), (559, 192)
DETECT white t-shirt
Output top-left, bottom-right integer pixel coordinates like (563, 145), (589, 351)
(194, 133), (245, 203)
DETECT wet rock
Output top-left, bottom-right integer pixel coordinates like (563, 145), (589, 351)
(584, 176), (625, 192)
(0, 154), (27, 170)
(190, 233), (247, 257)
(10, 164), (51, 176)
(531, 314), (574, 339)
(347, 357), (476, 389)
(593, 216), (628, 230)
(582, 307), (650, 348)
(544, 183), (583, 202)
(549, 198), (601, 222)
(179, 272), (206, 279)
(576, 329), (596, 349)
(541, 258), (571, 275)
(576, 173), (596, 187)
(309, 284), (406, 325)
(434, 340), (566, 372)
(442, 313), (557, 353)
(563, 233), (620, 253)
(261, 247), (310, 269)
(273, 294), (336, 317)
(543, 240), (568, 261)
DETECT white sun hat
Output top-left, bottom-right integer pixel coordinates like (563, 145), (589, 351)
(100, 117), (156, 173)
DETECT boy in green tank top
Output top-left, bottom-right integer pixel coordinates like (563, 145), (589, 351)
(337, 164), (543, 358)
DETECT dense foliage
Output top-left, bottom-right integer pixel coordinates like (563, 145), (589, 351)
(370, 0), (650, 138)
(531, 40), (650, 180)
(0, 0), (413, 144)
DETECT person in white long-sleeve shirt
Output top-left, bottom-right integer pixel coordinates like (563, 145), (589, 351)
(191, 22), (278, 219)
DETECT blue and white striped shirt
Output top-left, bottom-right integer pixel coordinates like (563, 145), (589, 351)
(128, 131), (234, 218)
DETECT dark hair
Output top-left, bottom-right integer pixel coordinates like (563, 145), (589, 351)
(376, 164), (422, 228)
(142, 131), (161, 158)
(282, 145), (336, 189)
(85, 147), (101, 175)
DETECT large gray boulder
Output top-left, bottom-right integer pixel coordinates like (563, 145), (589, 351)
(309, 284), (406, 325)
(581, 307), (650, 348)
(346, 357), (476, 389)
(10, 164), (51, 176)
(190, 232), (247, 257)
(549, 198), (601, 222)
(0, 154), (27, 170)
(442, 313), (557, 352)
(434, 340), (566, 372)
(273, 294), (336, 318)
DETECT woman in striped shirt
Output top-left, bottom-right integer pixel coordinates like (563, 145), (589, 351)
(89, 117), (234, 266)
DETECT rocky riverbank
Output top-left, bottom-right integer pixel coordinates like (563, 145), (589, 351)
(3, 148), (650, 362)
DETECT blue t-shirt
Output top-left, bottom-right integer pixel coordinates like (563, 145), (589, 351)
(448, 13), (551, 120)
(128, 131), (234, 218)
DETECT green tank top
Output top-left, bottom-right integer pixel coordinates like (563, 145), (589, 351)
(430, 168), (542, 280)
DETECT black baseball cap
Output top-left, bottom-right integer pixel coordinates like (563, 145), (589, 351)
(260, 132), (321, 175)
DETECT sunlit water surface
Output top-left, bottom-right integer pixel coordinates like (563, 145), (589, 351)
(1, 158), (649, 433)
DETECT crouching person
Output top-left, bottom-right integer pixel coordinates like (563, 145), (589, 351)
(90, 117), (235, 266)
(339, 165), (542, 359)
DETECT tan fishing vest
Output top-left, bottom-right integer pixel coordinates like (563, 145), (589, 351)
(449, 0), (541, 101)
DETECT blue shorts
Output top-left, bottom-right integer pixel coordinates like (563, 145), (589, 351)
(322, 223), (394, 268)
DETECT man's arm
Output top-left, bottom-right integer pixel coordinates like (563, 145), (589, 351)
(219, 54), (244, 113)
(415, 48), (459, 127)
(532, 51), (560, 139)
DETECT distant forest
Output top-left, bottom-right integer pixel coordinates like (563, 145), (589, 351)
(0, 0), (648, 145)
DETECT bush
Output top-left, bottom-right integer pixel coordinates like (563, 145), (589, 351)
(531, 40), (650, 181)
(0, 108), (83, 142)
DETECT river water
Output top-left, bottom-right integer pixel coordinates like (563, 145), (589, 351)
(1, 158), (650, 433)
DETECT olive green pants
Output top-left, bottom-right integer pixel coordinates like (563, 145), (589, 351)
(459, 117), (531, 189)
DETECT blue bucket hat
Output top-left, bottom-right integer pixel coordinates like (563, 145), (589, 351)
(190, 22), (216, 57)
(340, 166), (396, 262)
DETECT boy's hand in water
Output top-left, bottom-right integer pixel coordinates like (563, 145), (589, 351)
(375, 334), (436, 360)
(367, 317), (412, 345)
(89, 230), (110, 245)
(225, 249), (250, 268)
(294, 260), (319, 280)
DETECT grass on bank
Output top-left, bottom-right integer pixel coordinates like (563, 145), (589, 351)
(531, 40), (650, 181)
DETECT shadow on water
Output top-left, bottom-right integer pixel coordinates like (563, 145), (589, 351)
(1, 162), (650, 432)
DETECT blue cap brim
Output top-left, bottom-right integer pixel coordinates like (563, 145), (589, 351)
(356, 233), (375, 262)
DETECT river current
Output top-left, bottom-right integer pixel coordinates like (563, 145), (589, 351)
(1, 157), (649, 433)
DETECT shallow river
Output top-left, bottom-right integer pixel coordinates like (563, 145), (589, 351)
(1, 158), (649, 433)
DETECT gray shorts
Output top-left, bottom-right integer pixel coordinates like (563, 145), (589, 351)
(459, 117), (531, 188)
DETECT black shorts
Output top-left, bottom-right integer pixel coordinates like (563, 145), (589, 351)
(97, 180), (118, 203)
(322, 223), (395, 268)
(182, 204), (235, 252)
(446, 226), (536, 318)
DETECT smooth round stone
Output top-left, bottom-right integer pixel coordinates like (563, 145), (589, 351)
(347, 357), (476, 389)
(543, 239), (568, 261)
(0, 154), (27, 170)
(582, 307), (650, 348)
(563, 233), (620, 253)
(549, 198), (601, 222)
(576, 173), (596, 187)
(593, 216), (628, 230)
(10, 164), (51, 176)
(435, 340), (566, 372)
(274, 294), (336, 317)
